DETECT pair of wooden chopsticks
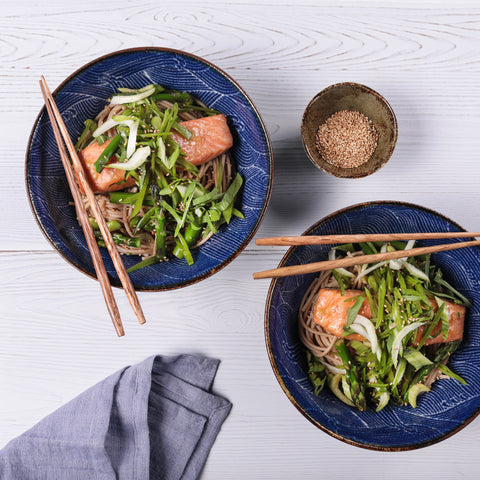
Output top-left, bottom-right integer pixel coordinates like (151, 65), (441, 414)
(39, 76), (146, 336)
(253, 232), (480, 279)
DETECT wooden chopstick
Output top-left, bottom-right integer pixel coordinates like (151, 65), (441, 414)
(40, 76), (146, 327)
(39, 80), (125, 337)
(256, 232), (480, 246)
(253, 239), (480, 279)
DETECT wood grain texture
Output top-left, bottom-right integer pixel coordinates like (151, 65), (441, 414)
(2, 1), (480, 478)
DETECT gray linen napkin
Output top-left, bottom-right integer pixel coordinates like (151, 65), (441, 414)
(0, 354), (231, 480)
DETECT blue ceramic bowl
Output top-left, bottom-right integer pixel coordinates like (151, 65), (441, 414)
(26, 48), (273, 291)
(265, 201), (480, 450)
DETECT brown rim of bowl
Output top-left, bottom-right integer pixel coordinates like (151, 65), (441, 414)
(264, 200), (480, 451)
(301, 82), (398, 179)
(25, 46), (273, 292)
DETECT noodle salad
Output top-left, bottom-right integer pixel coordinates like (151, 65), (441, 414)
(299, 241), (470, 411)
(74, 84), (243, 271)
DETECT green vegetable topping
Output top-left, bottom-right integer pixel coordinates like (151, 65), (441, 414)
(302, 241), (469, 411)
(75, 84), (242, 271)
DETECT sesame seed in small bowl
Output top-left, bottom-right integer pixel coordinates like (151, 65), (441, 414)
(301, 83), (398, 179)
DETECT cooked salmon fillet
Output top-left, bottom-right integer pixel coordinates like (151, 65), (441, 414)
(413, 299), (465, 346)
(170, 114), (233, 166)
(77, 139), (136, 194)
(313, 287), (465, 345)
(313, 289), (371, 340)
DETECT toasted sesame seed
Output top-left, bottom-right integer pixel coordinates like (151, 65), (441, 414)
(315, 110), (378, 168)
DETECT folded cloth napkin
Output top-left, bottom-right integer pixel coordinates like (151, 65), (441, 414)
(0, 354), (231, 480)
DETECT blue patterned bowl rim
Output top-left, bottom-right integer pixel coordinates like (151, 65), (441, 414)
(265, 200), (480, 450)
(26, 47), (273, 291)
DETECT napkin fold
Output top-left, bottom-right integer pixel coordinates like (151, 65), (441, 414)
(0, 354), (231, 480)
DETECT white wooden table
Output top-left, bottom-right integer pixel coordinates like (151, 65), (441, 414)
(2, 1), (480, 478)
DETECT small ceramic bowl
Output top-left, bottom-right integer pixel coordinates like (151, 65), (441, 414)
(301, 83), (398, 178)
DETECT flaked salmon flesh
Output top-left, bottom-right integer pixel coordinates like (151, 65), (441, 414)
(170, 114), (233, 166)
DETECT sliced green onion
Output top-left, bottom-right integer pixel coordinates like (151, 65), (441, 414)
(118, 84), (156, 94)
(133, 207), (156, 234)
(127, 255), (161, 273)
(376, 277), (386, 328)
(392, 321), (425, 367)
(356, 261), (388, 280)
(341, 375), (354, 402)
(404, 348), (433, 370)
(109, 191), (152, 205)
(332, 270), (347, 295)
(403, 260), (430, 282)
(392, 358), (407, 389)
(334, 267), (355, 278)
(335, 341), (366, 410)
(160, 200), (183, 224)
(110, 86), (155, 105)
(348, 340), (371, 356)
(167, 143), (181, 170)
(222, 201), (234, 223)
(389, 258), (403, 270)
(174, 182), (196, 237)
(407, 383), (430, 408)
(175, 154), (199, 174)
(153, 91), (193, 103)
(131, 173), (149, 218)
(437, 364), (467, 385)
(346, 295), (366, 327)
(174, 232), (194, 265)
(348, 322), (368, 339)
(323, 363), (346, 375)
(351, 315), (381, 361)
(328, 374), (355, 407)
(176, 183), (204, 199)
(435, 297), (450, 341)
(216, 173), (243, 212)
(92, 115), (135, 138)
(93, 116), (136, 140)
(405, 240), (416, 250)
(433, 270), (472, 307)
(93, 118), (120, 137)
(193, 188), (222, 206)
(106, 146), (151, 171)
(139, 84), (156, 92)
(376, 391), (390, 412)
(157, 137), (166, 165)
(328, 249), (356, 279)
(126, 121), (139, 158)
